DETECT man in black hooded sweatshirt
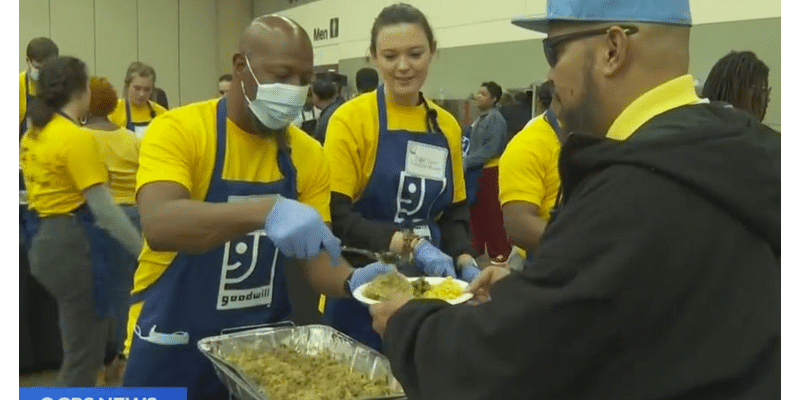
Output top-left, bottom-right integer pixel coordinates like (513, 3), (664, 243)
(369, 1), (780, 399)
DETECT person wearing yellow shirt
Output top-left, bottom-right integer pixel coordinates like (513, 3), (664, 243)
(83, 76), (142, 384)
(499, 80), (563, 268)
(121, 16), (392, 399)
(20, 37), (59, 139)
(322, 3), (480, 351)
(20, 56), (142, 387)
(108, 62), (167, 138)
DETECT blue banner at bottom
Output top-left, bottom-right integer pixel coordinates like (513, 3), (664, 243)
(20, 387), (187, 400)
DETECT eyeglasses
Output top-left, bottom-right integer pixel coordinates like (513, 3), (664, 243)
(542, 26), (639, 67)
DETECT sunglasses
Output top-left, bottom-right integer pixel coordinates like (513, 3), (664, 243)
(543, 26), (639, 67)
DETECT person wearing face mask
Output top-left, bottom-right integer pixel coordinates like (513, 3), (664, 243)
(20, 37), (59, 140)
(321, 3), (479, 351)
(122, 16), (392, 399)
(20, 56), (143, 386)
(368, 0), (779, 398)
(108, 62), (167, 138)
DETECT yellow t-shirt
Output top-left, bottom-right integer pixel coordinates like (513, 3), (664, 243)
(20, 71), (38, 126)
(323, 90), (466, 204)
(20, 114), (108, 216)
(133, 98), (332, 295)
(499, 114), (561, 218)
(87, 126), (141, 205)
(108, 99), (167, 130)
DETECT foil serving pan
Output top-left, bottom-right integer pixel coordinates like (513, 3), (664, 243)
(197, 324), (406, 400)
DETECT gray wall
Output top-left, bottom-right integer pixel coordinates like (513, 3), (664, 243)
(338, 17), (780, 130)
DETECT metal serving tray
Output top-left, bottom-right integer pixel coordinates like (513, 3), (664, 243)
(197, 324), (406, 400)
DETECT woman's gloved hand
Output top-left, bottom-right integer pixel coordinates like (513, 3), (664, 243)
(413, 240), (457, 278)
(348, 262), (396, 294)
(264, 196), (341, 264)
(457, 256), (481, 283)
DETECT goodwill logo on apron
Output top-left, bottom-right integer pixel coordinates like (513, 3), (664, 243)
(395, 141), (447, 240)
(217, 194), (279, 310)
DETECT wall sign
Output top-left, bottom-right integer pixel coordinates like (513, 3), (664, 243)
(313, 18), (339, 41)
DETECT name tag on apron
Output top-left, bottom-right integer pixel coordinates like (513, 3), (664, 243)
(405, 141), (447, 180)
(216, 194), (280, 310)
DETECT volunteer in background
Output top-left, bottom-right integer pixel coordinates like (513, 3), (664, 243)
(322, 2), (479, 351)
(20, 56), (142, 387)
(311, 77), (344, 144)
(702, 50), (771, 122)
(370, 0), (779, 398)
(109, 62), (167, 138)
(499, 80), (562, 270)
(122, 16), (390, 399)
(355, 67), (380, 95)
(218, 74), (233, 97)
(83, 76), (143, 385)
(463, 81), (511, 264)
(20, 37), (59, 139)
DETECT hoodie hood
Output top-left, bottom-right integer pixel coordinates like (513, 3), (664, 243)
(560, 102), (780, 252)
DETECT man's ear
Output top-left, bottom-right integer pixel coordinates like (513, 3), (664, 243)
(232, 53), (247, 78)
(600, 26), (631, 77)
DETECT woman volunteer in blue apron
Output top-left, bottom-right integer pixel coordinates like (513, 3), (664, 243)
(322, 3), (481, 351)
(19, 56), (143, 387)
(109, 62), (167, 138)
(123, 15), (391, 399)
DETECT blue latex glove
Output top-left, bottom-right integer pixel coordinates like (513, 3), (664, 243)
(349, 262), (396, 293)
(413, 240), (457, 278)
(458, 257), (481, 283)
(264, 196), (341, 264)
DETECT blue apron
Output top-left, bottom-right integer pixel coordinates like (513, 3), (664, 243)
(462, 121), (483, 207)
(125, 100), (156, 137)
(525, 108), (564, 264)
(123, 98), (296, 400)
(323, 85), (455, 351)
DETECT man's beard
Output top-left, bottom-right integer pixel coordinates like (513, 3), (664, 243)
(560, 57), (603, 137)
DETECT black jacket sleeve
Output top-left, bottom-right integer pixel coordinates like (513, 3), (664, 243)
(330, 191), (398, 253)
(383, 165), (780, 400)
(436, 200), (474, 259)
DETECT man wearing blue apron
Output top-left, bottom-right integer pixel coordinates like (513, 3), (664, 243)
(323, 85), (481, 351)
(124, 16), (389, 399)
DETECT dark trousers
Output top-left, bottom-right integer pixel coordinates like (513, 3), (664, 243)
(29, 216), (108, 386)
(469, 166), (512, 261)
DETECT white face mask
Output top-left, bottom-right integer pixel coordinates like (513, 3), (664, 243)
(29, 67), (40, 81)
(241, 56), (308, 130)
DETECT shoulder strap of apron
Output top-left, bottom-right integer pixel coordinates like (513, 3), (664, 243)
(210, 97), (229, 189)
(147, 100), (156, 118)
(545, 107), (567, 142)
(125, 100), (134, 131)
(377, 84), (390, 135)
(21, 74), (31, 135)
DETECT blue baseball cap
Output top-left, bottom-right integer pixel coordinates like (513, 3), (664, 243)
(512, 0), (692, 33)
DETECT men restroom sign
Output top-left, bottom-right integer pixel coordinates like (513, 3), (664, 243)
(314, 18), (339, 41)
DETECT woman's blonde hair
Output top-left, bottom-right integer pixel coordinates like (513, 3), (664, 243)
(123, 61), (156, 98)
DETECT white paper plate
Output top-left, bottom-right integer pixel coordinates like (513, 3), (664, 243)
(353, 276), (473, 305)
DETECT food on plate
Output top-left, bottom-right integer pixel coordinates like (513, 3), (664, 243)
(364, 273), (465, 302)
(419, 276), (464, 301)
(411, 277), (431, 297)
(362, 271), (413, 301)
(224, 346), (399, 400)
